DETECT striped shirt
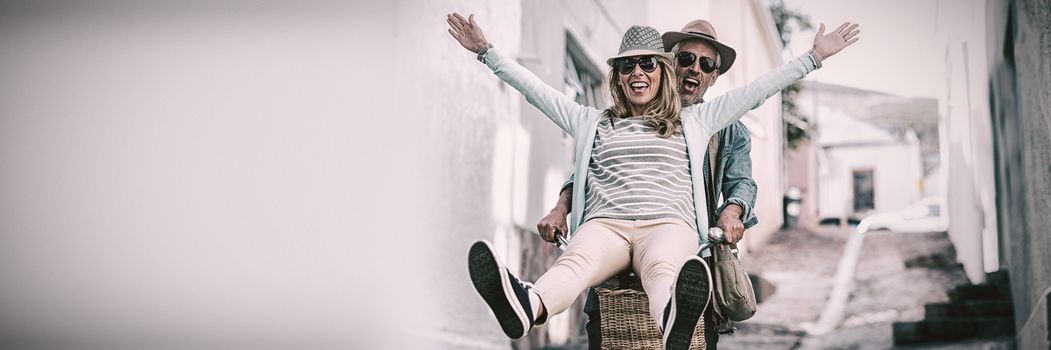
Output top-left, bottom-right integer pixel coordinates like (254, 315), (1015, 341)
(581, 116), (697, 229)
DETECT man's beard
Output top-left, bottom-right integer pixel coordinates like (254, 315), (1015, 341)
(680, 86), (705, 107)
(678, 74), (705, 107)
(681, 94), (703, 107)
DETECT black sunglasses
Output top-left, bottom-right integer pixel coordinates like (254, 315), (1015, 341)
(613, 56), (659, 75)
(676, 52), (718, 73)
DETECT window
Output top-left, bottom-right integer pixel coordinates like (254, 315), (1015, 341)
(564, 33), (605, 109)
(853, 169), (875, 212)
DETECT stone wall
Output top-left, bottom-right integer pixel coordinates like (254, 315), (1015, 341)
(986, 0), (1051, 347)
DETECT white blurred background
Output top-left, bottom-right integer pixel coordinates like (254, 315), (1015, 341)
(0, 1), (434, 348)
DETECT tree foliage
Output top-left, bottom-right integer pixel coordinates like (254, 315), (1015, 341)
(769, 0), (814, 149)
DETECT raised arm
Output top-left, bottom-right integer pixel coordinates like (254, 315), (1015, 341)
(685, 22), (861, 133)
(447, 13), (595, 134)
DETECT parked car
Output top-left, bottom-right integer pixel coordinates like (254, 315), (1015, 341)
(857, 197), (948, 233)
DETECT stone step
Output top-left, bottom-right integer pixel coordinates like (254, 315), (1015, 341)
(959, 299), (1015, 317)
(924, 300), (1014, 320)
(949, 284), (1006, 302)
(893, 317), (1015, 345)
(926, 317), (1015, 339)
(893, 321), (925, 345)
(924, 303), (950, 320)
(985, 270), (1010, 289)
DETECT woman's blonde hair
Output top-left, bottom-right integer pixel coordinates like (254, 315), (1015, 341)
(603, 55), (682, 138)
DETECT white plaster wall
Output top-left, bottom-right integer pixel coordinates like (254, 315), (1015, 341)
(646, 0), (712, 33)
(818, 144), (923, 219)
(396, 1), (527, 347)
(936, 0), (997, 283)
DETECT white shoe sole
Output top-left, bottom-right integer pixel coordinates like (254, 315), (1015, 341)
(468, 240), (531, 339)
(663, 256), (713, 350)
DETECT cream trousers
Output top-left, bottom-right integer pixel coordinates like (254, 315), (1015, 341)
(532, 217), (699, 322)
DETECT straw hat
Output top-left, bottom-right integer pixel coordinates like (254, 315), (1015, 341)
(661, 19), (737, 74)
(606, 25), (675, 66)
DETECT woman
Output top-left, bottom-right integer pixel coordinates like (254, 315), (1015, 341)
(447, 12), (858, 349)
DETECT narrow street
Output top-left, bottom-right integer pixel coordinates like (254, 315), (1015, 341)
(721, 227), (1014, 349)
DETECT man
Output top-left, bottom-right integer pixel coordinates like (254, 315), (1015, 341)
(536, 19), (758, 349)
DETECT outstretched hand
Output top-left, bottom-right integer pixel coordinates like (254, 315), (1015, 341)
(447, 13), (489, 54)
(812, 22), (860, 61)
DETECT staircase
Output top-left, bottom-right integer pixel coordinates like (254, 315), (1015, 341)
(893, 270), (1015, 345)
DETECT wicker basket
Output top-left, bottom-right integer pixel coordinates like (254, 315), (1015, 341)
(596, 286), (706, 349)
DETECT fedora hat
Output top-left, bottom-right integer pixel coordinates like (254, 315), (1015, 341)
(661, 19), (737, 74)
(606, 25), (675, 66)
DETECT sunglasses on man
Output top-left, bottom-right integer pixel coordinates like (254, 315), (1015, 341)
(613, 56), (659, 75)
(676, 52), (718, 73)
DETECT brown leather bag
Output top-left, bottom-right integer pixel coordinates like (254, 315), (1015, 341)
(709, 243), (757, 322)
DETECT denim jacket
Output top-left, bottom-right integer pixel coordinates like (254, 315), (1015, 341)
(704, 121), (759, 229)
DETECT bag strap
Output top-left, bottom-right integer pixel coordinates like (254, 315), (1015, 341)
(707, 133), (741, 253)
(706, 130), (723, 223)
(708, 133), (720, 180)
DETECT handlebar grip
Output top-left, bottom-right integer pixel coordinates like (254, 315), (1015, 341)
(555, 235), (569, 251)
(707, 227), (726, 244)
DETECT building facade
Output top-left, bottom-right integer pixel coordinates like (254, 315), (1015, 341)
(786, 82), (937, 226)
(932, 0), (1051, 347)
(983, 0), (1051, 348)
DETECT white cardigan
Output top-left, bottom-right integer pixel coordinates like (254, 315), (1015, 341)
(483, 47), (820, 250)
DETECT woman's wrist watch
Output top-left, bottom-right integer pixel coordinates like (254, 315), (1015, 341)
(476, 43), (494, 63)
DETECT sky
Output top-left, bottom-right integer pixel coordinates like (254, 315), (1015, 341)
(782, 0), (951, 99)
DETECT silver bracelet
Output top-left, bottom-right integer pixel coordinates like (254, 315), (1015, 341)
(807, 49), (823, 69)
(476, 43), (494, 63)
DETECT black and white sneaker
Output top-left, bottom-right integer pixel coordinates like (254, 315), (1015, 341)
(468, 240), (535, 339)
(661, 256), (712, 350)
